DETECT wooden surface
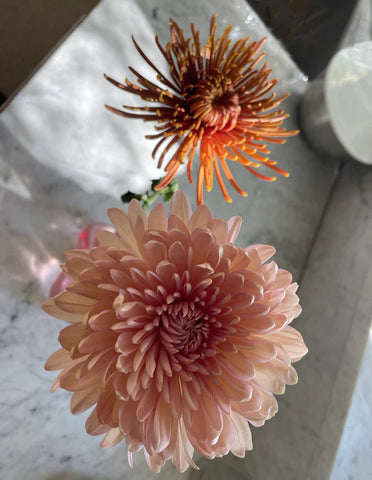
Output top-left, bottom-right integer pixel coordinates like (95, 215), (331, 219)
(0, 0), (99, 100)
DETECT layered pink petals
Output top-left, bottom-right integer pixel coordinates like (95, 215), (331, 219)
(44, 190), (307, 472)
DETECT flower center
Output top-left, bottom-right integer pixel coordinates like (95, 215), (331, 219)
(159, 300), (209, 354)
(188, 72), (241, 130)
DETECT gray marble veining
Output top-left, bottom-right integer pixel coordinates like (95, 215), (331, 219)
(0, 0), (371, 479)
(331, 328), (372, 480)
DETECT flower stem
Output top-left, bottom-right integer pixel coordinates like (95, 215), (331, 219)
(121, 179), (179, 210)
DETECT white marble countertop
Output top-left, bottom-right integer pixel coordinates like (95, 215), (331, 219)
(0, 0), (371, 479)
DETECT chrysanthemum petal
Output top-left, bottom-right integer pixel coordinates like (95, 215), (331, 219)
(107, 208), (140, 254)
(100, 428), (125, 449)
(251, 244), (276, 263)
(86, 407), (111, 436)
(71, 384), (101, 414)
(170, 190), (192, 225)
(253, 363), (286, 394)
(173, 420), (198, 472)
(226, 216), (242, 243)
(148, 203), (168, 231)
(58, 323), (85, 350)
(42, 299), (82, 323)
(263, 326), (308, 362)
(188, 205), (213, 232)
(45, 348), (72, 371)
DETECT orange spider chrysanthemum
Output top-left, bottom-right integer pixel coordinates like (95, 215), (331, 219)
(105, 15), (298, 205)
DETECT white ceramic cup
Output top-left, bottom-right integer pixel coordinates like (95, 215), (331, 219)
(300, 40), (372, 164)
(325, 40), (372, 164)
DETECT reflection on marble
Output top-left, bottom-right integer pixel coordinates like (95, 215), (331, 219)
(331, 328), (372, 480)
(0, 0), (371, 479)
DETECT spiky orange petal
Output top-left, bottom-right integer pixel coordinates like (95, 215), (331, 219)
(105, 15), (297, 204)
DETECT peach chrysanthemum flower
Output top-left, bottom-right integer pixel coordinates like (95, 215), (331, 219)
(105, 15), (298, 205)
(44, 190), (307, 473)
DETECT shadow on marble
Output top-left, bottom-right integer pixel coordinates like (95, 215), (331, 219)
(43, 473), (100, 480)
(189, 455), (252, 480)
